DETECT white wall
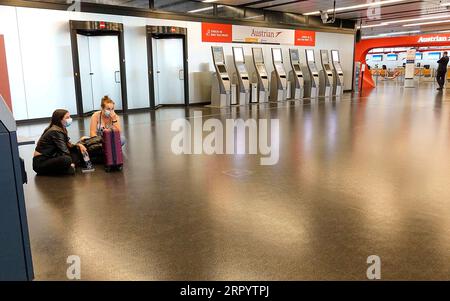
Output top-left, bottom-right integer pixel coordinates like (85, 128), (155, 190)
(0, 5), (355, 120)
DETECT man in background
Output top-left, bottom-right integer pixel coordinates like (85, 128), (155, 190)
(436, 51), (449, 91)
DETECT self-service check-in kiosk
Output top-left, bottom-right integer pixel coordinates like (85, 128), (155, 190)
(0, 95), (34, 280)
(288, 49), (304, 100)
(211, 46), (231, 107)
(331, 50), (344, 96)
(305, 49), (320, 99)
(232, 47), (250, 105)
(252, 47), (269, 103)
(319, 50), (335, 98)
(270, 48), (287, 102)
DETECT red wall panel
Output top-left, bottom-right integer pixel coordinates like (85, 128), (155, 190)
(0, 34), (12, 112)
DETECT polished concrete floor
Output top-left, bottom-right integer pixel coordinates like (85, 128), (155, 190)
(18, 81), (450, 280)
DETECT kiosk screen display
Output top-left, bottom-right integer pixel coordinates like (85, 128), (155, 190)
(273, 49), (282, 62)
(331, 50), (339, 62)
(290, 50), (299, 62)
(253, 48), (264, 63)
(212, 47), (224, 63)
(233, 47), (244, 63)
(306, 50), (315, 62)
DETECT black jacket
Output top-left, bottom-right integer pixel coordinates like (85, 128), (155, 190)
(35, 125), (75, 157)
(437, 56), (449, 73)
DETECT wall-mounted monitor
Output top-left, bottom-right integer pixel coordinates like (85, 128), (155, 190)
(371, 54), (383, 61)
(415, 53), (423, 60)
(427, 52), (441, 60)
(272, 48), (282, 62)
(233, 47), (244, 63)
(253, 48), (264, 63)
(331, 50), (340, 62)
(306, 49), (315, 62)
(386, 54), (398, 61)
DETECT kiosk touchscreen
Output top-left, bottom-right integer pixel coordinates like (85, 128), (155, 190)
(270, 48), (287, 102)
(288, 49), (304, 100)
(319, 50), (335, 98)
(232, 47), (250, 105)
(331, 50), (344, 96)
(211, 46), (231, 107)
(305, 49), (319, 99)
(252, 47), (269, 103)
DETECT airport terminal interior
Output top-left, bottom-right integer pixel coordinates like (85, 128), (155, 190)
(3, 0), (450, 281)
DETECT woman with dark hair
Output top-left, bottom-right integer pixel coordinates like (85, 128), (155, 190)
(33, 109), (92, 175)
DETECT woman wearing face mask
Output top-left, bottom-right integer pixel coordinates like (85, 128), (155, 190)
(33, 109), (89, 175)
(89, 95), (125, 146)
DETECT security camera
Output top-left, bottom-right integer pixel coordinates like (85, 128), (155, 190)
(320, 0), (336, 24)
(320, 11), (329, 23)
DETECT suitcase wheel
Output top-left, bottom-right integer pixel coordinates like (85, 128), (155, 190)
(117, 165), (123, 172)
(105, 166), (112, 172)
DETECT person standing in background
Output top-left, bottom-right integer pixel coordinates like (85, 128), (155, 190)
(436, 51), (449, 91)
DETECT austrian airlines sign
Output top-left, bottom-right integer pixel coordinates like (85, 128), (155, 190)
(417, 34), (450, 43)
(202, 23), (316, 46)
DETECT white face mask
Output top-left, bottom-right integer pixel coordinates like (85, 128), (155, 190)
(104, 110), (111, 118)
(64, 117), (73, 128)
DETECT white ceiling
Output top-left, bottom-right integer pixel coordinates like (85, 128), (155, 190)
(191, 0), (450, 36)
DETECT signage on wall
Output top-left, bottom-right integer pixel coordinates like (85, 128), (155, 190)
(202, 23), (233, 43)
(201, 23), (316, 46)
(417, 34), (450, 43)
(294, 30), (315, 46)
(99, 21), (106, 29)
(232, 25), (294, 44)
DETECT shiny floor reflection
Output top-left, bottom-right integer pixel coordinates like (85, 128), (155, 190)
(18, 82), (450, 280)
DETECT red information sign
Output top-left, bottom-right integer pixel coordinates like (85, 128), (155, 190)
(202, 23), (232, 43)
(295, 30), (315, 46)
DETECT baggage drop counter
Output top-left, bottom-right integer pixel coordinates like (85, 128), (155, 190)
(305, 49), (320, 99)
(211, 46), (232, 107)
(251, 47), (269, 103)
(270, 48), (288, 102)
(319, 50), (335, 98)
(288, 48), (304, 100)
(331, 49), (344, 96)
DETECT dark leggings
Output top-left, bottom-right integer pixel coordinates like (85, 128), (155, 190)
(33, 149), (82, 175)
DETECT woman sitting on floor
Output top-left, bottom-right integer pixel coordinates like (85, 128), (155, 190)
(89, 95), (126, 146)
(33, 109), (92, 175)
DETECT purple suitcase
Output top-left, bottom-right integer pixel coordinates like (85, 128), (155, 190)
(102, 128), (123, 172)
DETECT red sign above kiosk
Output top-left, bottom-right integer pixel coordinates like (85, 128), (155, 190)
(294, 30), (316, 46)
(201, 23), (232, 43)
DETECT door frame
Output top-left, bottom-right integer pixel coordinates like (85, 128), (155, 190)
(146, 26), (189, 110)
(70, 20), (128, 116)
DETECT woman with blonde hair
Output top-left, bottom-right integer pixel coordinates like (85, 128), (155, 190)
(89, 95), (126, 146)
